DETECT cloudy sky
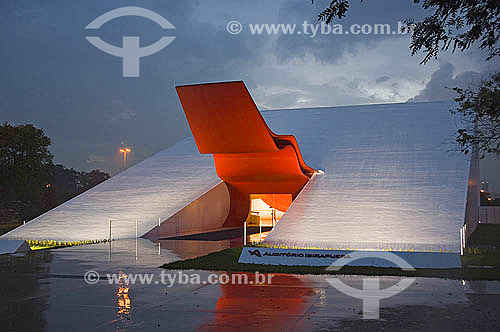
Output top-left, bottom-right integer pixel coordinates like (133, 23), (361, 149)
(2, 0), (499, 189)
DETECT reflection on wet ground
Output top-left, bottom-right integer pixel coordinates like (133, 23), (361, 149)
(1, 239), (500, 331)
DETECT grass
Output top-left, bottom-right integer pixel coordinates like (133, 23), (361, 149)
(161, 246), (500, 280)
(468, 224), (500, 246)
(461, 250), (500, 267)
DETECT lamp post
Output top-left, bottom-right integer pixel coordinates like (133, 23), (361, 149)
(119, 148), (131, 167)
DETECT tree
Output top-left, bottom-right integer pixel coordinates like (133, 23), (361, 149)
(0, 122), (54, 219)
(0, 122), (111, 221)
(0, 122), (54, 178)
(453, 72), (500, 157)
(314, 1), (500, 64)
(312, 0), (500, 156)
(79, 169), (110, 190)
(49, 165), (110, 204)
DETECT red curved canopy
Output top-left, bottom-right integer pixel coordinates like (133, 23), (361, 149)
(176, 81), (315, 226)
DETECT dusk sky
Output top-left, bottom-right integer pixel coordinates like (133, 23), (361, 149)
(2, 0), (499, 189)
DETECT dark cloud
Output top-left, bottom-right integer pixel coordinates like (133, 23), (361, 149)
(1, 0), (494, 181)
(274, 0), (426, 63)
(408, 62), (489, 102)
(376, 76), (391, 84)
(1, 0), (264, 174)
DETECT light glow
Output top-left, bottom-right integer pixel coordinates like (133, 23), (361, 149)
(119, 147), (132, 167)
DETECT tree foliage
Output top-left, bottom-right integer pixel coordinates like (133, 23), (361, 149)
(50, 165), (110, 204)
(0, 122), (54, 218)
(313, 0), (500, 63)
(453, 72), (500, 157)
(314, 0), (354, 23)
(406, 0), (500, 64)
(0, 122), (110, 221)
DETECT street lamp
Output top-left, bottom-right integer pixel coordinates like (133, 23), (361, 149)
(119, 147), (131, 167)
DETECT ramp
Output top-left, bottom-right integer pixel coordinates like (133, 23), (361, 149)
(2, 137), (221, 241)
(263, 102), (469, 253)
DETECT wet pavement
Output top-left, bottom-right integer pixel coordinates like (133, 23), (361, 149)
(1, 239), (500, 331)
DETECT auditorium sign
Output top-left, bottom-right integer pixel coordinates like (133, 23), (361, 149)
(238, 247), (462, 268)
(238, 247), (354, 266)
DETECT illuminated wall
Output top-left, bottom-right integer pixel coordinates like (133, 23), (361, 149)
(263, 102), (469, 252)
(3, 82), (469, 252)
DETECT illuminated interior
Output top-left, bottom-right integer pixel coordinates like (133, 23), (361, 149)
(247, 194), (292, 227)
